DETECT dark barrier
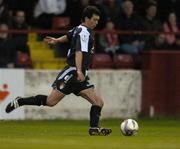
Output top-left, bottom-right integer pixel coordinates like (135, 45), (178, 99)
(141, 50), (180, 117)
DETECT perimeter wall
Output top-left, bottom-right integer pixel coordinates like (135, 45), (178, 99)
(24, 70), (141, 119)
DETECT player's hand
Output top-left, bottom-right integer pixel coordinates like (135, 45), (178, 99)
(44, 36), (58, 44)
(77, 70), (85, 82)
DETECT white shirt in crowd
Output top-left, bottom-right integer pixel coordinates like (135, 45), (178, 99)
(34, 0), (66, 17)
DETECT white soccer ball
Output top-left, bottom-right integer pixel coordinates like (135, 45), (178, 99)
(120, 119), (139, 136)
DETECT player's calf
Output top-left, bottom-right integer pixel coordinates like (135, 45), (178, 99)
(5, 95), (47, 113)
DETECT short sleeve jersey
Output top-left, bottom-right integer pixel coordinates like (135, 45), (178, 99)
(66, 25), (94, 72)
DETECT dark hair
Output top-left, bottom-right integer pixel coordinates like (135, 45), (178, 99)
(81, 6), (101, 22)
(146, 2), (157, 10)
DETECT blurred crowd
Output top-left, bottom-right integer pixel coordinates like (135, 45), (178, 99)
(0, 0), (180, 68)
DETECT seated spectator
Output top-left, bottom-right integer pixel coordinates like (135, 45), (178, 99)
(151, 34), (169, 50)
(163, 11), (180, 49)
(117, 0), (145, 55)
(11, 10), (30, 56)
(141, 2), (163, 50)
(134, 0), (158, 17)
(0, 0), (12, 25)
(33, 0), (67, 30)
(11, 10), (32, 68)
(33, 0), (67, 40)
(102, 0), (121, 27)
(0, 23), (16, 68)
(98, 20), (120, 57)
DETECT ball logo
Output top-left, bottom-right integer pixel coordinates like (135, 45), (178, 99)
(0, 84), (10, 102)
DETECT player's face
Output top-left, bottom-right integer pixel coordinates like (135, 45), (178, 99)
(87, 14), (100, 29)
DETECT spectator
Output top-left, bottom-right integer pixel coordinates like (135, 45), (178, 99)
(117, 0), (144, 55)
(141, 2), (163, 50)
(33, 0), (67, 40)
(151, 34), (169, 50)
(34, 0), (67, 29)
(163, 11), (180, 49)
(98, 20), (120, 57)
(0, 0), (12, 25)
(156, 0), (173, 22)
(172, 0), (180, 20)
(11, 10), (30, 55)
(11, 10), (32, 68)
(6, 0), (37, 25)
(134, 0), (158, 17)
(102, 0), (121, 27)
(0, 23), (16, 68)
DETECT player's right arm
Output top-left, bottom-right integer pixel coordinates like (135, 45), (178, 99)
(44, 35), (68, 44)
(44, 27), (76, 44)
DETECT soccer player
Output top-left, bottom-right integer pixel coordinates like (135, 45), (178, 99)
(5, 6), (112, 136)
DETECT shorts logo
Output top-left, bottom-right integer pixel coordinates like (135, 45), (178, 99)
(64, 75), (69, 81)
(59, 82), (65, 89)
(64, 74), (73, 83)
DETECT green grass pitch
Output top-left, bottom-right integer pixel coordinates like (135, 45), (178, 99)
(0, 118), (180, 149)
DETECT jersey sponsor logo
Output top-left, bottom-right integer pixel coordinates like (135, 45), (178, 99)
(79, 31), (89, 52)
(81, 34), (88, 42)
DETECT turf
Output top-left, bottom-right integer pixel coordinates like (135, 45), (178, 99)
(0, 118), (180, 149)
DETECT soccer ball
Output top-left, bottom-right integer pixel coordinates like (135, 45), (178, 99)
(120, 119), (139, 136)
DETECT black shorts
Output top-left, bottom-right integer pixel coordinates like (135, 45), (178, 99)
(52, 66), (94, 95)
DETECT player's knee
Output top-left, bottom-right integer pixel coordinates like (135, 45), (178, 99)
(46, 98), (56, 107)
(99, 100), (104, 107)
(94, 99), (104, 108)
(46, 101), (56, 107)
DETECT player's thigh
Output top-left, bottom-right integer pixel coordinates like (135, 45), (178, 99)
(79, 88), (104, 107)
(46, 89), (65, 106)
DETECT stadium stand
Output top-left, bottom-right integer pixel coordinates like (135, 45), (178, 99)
(28, 33), (66, 69)
(113, 54), (135, 69)
(52, 17), (70, 29)
(91, 53), (113, 69)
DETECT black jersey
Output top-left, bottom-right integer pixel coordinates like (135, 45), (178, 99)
(66, 25), (94, 73)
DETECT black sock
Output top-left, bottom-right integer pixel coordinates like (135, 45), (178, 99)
(90, 105), (102, 127)
(18, 95), (47, 106)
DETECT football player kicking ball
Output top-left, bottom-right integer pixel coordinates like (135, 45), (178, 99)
(5, 6), (112, 136)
